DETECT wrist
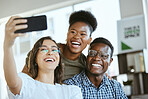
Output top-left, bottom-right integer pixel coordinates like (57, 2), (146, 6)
(3, 41), (13, 49)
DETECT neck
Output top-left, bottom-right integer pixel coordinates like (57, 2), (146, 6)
(86, 71), (104, 88)
(35, 70), (54, 84)
(62, 44), (81, 60)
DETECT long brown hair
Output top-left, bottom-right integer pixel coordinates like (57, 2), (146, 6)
(28, 36), (63, 84)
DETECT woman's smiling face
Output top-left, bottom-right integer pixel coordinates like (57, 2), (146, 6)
(66, 21), (92, 54)
(36, 39), (60, 71)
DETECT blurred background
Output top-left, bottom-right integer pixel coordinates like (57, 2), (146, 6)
(0, 0), (148, 99)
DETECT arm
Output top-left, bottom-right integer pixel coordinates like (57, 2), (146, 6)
(3, 16), (27, 95)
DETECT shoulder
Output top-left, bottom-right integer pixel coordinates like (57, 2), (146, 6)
(18, 72), (36, 88)
(103, 76), (128, 98)
(61, 84), (81, 90)
(63, 71), (84, 85)
(56, 83), (82, 95)
(61, 84), (83, 99)
(79, 53), (86, 65)
(105, 75), (122, 88)
(104, 75), (126, 93)
(79, 53), (86, 60)
(67, 85), (81, 93)
(18, 72), (33, 80)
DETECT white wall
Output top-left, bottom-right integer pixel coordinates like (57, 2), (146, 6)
(119, 0), (144, 18)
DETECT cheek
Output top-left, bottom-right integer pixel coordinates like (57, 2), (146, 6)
(103, 61), (109, 69)
(82, 37), (90, 44)
(55, 54), (60, 63)
(36, 58), (40, 65)
(67, 32), (72, 38)
(67, 33), (69, 39)
(82, 36), (89, 39)
(86, 57), (92, 67)
(66, 35), (71, 42)
(36, 54), (43, 64)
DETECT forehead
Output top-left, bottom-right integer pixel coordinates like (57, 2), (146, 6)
(42, 40), (57, 47)
(90, 43), (111, 52)
(70, 22), (90, 30)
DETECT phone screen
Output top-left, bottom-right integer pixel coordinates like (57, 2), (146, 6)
(14, 15), (47, 33)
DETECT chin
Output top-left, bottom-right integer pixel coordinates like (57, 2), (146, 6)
(90, 70), (104, 76)
(70, 49), (82, 54)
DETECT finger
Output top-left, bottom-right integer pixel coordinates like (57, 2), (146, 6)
(7, 16), (27, 28)
(6, 16), (21, 26)
(13, 18), (27, 25)
(13, 24), (28, 33)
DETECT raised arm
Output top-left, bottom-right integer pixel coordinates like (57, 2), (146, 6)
(3, 16), (27, 95)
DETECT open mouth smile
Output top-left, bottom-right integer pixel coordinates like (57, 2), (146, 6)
(71, 41), (81, 48)
(92, 64), (102, 68)
(44, 58), (55, 62)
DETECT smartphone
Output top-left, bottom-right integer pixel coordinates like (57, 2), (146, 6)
(14, 15), (47, 33)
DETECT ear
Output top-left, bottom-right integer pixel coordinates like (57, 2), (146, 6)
(108, 58), (113, 66)
(87, 37), (92, 45)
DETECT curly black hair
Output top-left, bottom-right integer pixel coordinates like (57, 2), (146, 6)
(69, 10), (97, 36)
(90, 37), (114, 57)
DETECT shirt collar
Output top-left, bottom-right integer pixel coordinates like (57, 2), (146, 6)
(81, 71), (111, 87)
(80, 71), (95, 87)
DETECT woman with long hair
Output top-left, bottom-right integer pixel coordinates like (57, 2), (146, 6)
(3, 16), (82, 99)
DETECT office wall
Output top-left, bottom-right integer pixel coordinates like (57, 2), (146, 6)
(0, 0), (88, 19)
(119, 0), (144, 18)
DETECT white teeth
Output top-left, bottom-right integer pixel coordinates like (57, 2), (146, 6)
(72, 42), (80, 45)
(45, 59), (54, 62)
(92, 64), (102, 67)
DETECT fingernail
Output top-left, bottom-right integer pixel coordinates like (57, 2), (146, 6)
(24, 25), (28, 28)
(24, 19), (27, 22)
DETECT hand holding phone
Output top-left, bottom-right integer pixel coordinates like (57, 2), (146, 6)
(14, 15), (47, 33)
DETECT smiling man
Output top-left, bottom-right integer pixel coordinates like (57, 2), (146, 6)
(64, 37), (128, 99)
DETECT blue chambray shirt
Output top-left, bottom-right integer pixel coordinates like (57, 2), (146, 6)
(63, 71), (128, 99)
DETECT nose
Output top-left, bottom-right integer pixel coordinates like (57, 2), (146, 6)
(73, 32), (81, 39)
(93, 53), (102, 61)
(46, 49), (52, 55)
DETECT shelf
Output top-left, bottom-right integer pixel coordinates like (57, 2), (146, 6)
(117, 50), (148, 95)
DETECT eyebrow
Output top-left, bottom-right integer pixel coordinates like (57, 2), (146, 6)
(70, 29), (77, 31)
(70, 28), (87, 33)
(41, 45), (58, 48)
(90, 49), (110, 54)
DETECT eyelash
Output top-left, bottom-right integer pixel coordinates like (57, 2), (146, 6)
(81, 33), (86, 36)
(70, 31), (87, 36)
(71, 31), (76, 33)
(41, 49), (47, 51)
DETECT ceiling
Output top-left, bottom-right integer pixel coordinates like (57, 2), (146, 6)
(0, 0), (88, 19)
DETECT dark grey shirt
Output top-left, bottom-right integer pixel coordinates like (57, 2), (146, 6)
(59, 48), (86, 80)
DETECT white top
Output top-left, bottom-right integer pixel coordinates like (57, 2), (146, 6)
(7, 73), (82, 99)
